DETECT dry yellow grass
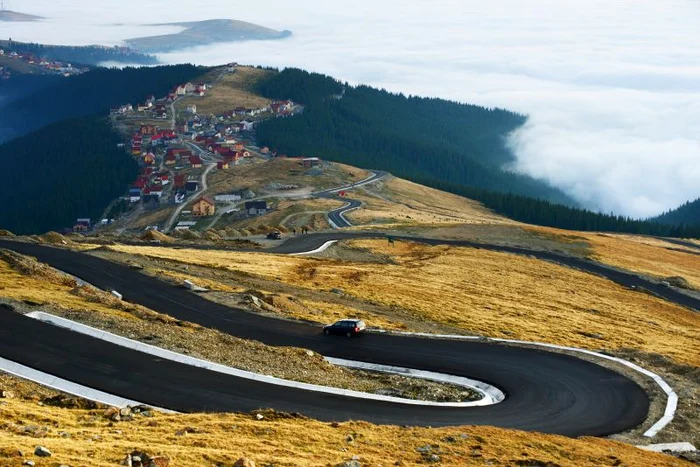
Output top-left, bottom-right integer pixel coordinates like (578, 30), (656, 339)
(0, 395), (683, 467)
(175, 67), (273, 116)
(208, 158), (370, 196)
(111, 240), (700, 367)
(0, 258), (134, 321)
(348, 177), (511, 227)
(529, 227), (700, 289)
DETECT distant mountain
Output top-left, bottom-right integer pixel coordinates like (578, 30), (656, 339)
(652, 198), (700, 226)
(125, 19), (292, 53)
(0, 10), (43, 22)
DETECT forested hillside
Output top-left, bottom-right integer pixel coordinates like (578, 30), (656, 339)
(653, 198), (700, 227)
(256, 69), (699, 238)
(0, 117), (138, 234)
(424, 178), (700, 238)
(0, 64), (205, 141)
(0, 40), (157, 66)
(256, 68), (572, 204)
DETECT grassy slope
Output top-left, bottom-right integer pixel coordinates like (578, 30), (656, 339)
(0, 391), (684, 466)
(111, 240), (700, 367)
(174, 66), (273, 116)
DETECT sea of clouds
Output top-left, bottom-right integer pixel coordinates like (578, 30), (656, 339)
(4, 0), (700, 218)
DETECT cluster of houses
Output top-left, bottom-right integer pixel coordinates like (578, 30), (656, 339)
(0, 49), (87, 78)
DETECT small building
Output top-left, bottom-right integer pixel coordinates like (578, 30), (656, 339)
(73, 218), (91, 232)
(302, 157), (320, 168)
(245, 201), (268, 216)
(217, 161), (229, 170)
(128, 188), (142, 203)
(140, 125), (157, 135)
(215, 193), (242, 202)
(186, 104), (197, 114)
(165, 153), (177, 165)
(175, 221), (197, 230)
(185, 180), (199, 193)
(189, 155), (203, 168)
(192, 196), (216, 216)
(174, 174), (186, 188)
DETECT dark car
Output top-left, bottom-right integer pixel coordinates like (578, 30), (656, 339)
(323, 319), (366, 337)
(266, 231), (282, 240)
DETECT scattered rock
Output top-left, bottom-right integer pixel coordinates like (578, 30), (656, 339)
(34, 446), (51, 457)
(331, 288), (345, 295)
(577, 331), (604, 340)
(664, 276), (692, 289)
(149, 456), (170, 467)
(0, 390), (15, 398)
(255, 413), (264, 420)
(23, 461), (35, 466)
(330, 422), (341, 428)
(305, 350), (315, 357)
(416, 445), (432, 454)
(129, 263), (145, 270)
(336, 461), (360, 467)
(345, 434), (354, 443)
(427, 454), (441, 463)
(233, 458), (256, 467)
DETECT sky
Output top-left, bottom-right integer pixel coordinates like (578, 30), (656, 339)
(3, 0), (700, 218)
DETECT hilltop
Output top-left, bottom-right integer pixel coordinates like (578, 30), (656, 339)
(0, 9), (43, 22)
(126, 19), (292, 53)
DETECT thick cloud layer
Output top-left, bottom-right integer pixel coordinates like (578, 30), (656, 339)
(6, 0), (700, 217)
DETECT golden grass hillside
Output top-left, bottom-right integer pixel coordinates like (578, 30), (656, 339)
(348, 177), (511, 227)
(111, 240), (700, 367)
(528, 227), (700, 289)
(207, 158), (370, 197)
(0, 392), (684, 467)
(175, 66), (273, 116)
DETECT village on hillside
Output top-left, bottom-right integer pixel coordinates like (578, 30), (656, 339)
(0, 47), (88, 79)
(74, 64), (332, 237)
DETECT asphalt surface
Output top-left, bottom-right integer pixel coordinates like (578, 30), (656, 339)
(314, 171), (388, 228)
(0, 239), (651, 435)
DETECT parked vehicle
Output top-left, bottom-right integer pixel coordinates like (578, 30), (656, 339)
(266, 231), (282, 240)
(323, 319), (366, 337)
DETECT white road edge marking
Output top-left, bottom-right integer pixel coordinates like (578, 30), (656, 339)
(24, 312), (503, 408)
(636, 442), (696, 453)
(289, 240), (338, 256)
(327, 357), (505, 404)
(0, 356), (175, 413)
(377, 329), (676, 438)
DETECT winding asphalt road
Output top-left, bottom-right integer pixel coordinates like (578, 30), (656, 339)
(314, 171), (388, 228)
(0, 238), (652, 436)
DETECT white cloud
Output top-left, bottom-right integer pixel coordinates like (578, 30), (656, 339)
(6, 0), (700, 217)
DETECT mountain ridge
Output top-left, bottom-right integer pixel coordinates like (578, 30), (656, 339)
(125, 19), (292, 53)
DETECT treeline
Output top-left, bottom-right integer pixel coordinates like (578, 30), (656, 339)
(255, 67), (344, 105)
(0, 40), (157, 66)
(419, 178), (700, 238)
(652, 198), (700, 227)
(256, 69), (572, 204)
(1, 64), (206, 139)
(0, 117), (138, 235)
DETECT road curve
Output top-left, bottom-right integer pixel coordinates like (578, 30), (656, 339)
(0, 239), (649, 436)
(315, 171), (388, 228)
